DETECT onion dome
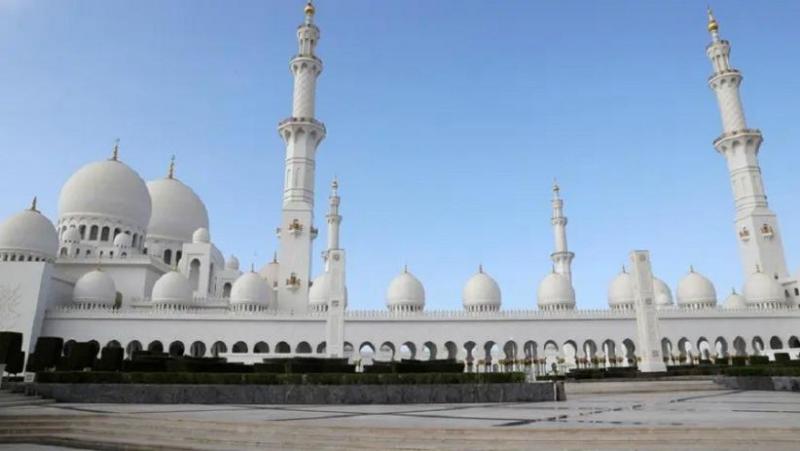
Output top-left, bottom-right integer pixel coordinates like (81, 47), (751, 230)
(58, 143), (151, 233)
(225, 255), (240, 271)
(463, 266), (502, 312)
(230, 271), (273, 309)
(72, 269), (116, 306)
(192, 227), (210, 244)
(724, 288), (747, 309)
(309, 272), (330, 312)
(608, 268), (635, 309)
(653, 277), (674, 309)
(386, 266), (425, 312)
(146, 157), (209, 244)
(743, 269), (785, 308)
(151, 270), (194, 307)
(537, 272), (575, 311)
(0, 198), (59, 262)
(62, 227), (82, 244)
(113, 233), (132, 249)
(258, 253), (280, 287)
(676, 267), (717, 308)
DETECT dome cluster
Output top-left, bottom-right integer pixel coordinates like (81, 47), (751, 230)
(0, 200), (58, 262)
(72, 269), (116, 307)
(386, 268), (425, 312)
(607, 269), (675, 310)
(230, 271), (274, 311)
(537, 272), (574, 311)
(151, 271), (194, 309)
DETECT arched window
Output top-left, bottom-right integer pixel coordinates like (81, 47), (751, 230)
(175, 251), (183, 265)
(113, 228), (121, 240)
(74, 247), (80, 257)
(101, 227), (110, 241)
(189, 259), (201, 291)
(132, 234), (138, 248)
(254, 342), (269, 353)
(223, 283), (232, 299)
(79, 225), (86, 239)
(89, 225), (99, 240)
(168, 341), (185, 356)
(164, 249), (172, 266)
(86, 249), (92, 256)
(232, 341), (248, 353)
(60, 248), (67, 257)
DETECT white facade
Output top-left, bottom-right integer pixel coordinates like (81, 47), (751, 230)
(1, 6), (799, 373)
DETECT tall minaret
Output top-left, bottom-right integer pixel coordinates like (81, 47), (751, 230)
(705, 9), (789, 280)
(324, 178), (342, 270)
(550, 181), (574, 281)
(276, 1), (326, 313)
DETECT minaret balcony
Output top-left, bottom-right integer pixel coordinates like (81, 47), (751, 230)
(713, 128), (762, 149)
(278, 117), (326, 134)
(707, 68), (740, 83)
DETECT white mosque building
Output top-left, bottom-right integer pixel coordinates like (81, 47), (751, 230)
(1, 5), (798, 372)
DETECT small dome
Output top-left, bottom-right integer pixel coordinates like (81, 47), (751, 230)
(192, 227), (210, 244)
(151, 271), (193, 307)
(62, 227), (82, 244)
(113, 233), (132, 248)
(0, 205), (58, 261)
(259, 256), (280, 287)
(73, 270), (116, 306)
(386, 268), (425, 312)
(677, 268), (717, 308)
(608, 270), (635, 309)
(537, 272), (575, 310)
(743, 270), (785, 307)
(230, 272), (273, 307)
(58, 158), (151, 232)
(146, 176), (209, 244)
(309, 272), (330, 310)
(653, 277), (674, 308)
(226, 255), (240, 271)
(724, 288), (747, 309)
(463, 267), (502, 312)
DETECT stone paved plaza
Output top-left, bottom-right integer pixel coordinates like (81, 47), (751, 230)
(1, 380), (799, 449)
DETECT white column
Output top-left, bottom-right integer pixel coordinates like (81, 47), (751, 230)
(629, 250), (666, 373)
(324, 179), (341, 270)
(706, 10), (788, 281)
(325, 249), (346, 357)
(276, 3), (326, 313)
(550, 181), (574, 281)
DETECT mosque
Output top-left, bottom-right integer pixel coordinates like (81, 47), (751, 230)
(1, 5), (798, 372)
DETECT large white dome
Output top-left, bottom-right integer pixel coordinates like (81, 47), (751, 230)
(147, 176), (208, 244)
(73, 270), (116, 306)
(743, 270), (785, 307)
(230, 272), (273, 308)
(537, 272), (575, 310)
(309, 272), (330, 310)
(608, 270), (635, 309)
(0, 204), (58, 261)
(676, 268), (717, 308)
(386, 268), (425, 312)
(226, 255), (240, 271)
(463, 267), (502, 312)
(653, 277), (674, 309)
(58, 158), (151, 231)
(151, 271), (193, 307)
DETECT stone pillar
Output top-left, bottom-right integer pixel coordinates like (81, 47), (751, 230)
(325, 249), (346, 357)
(629, 250), (666, 373)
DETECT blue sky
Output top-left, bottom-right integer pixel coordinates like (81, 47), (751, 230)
(1, 1), (799, 310)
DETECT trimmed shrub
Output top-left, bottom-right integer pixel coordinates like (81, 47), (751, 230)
(0, 331), (23, 364)
(722, 366), (800, 377)
(35, 371), (526, 385)
(33, 337), (63, 368)
(56, 342), (97, 371)
(749, 355), (770, 365)
(6, 350), (25, 374)
(363, 359), (465, 374)
(95, 347), (125, 371)
(773, 352), (791, 363)
(731, 356), (747, 367)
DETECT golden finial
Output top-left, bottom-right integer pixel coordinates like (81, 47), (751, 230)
(167, 155), (176, 179)
(707, 7), (719, 33)
(111, 139), (120, 161)
(29, 196), (38, 212)
(304, 1), (315, 16)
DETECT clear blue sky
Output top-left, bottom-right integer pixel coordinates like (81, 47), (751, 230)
(1, 1), (799, 310)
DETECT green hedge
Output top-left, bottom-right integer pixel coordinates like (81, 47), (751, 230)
(722, 366), (800, 377)
(35, 371), (525, 385)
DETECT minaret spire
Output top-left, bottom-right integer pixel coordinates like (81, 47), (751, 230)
(549, 180), (574, 281)
(111, 139), (120, 161)
(275, 1), (327, 312)
(167, 155), (176, 179)
(705, 9), (789, 282)
(29, 196), (38, 212)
